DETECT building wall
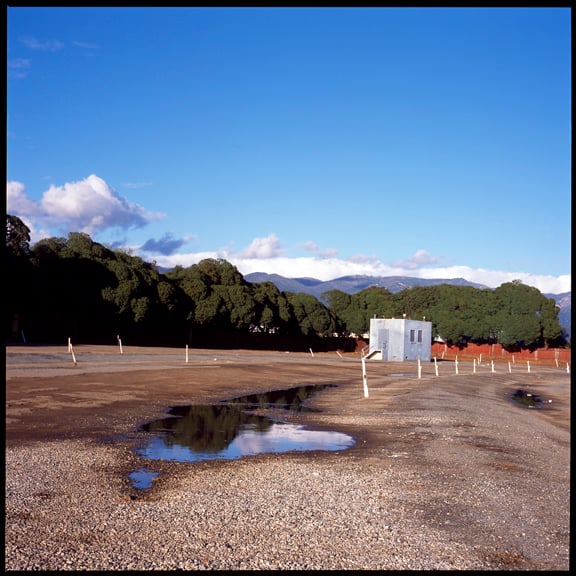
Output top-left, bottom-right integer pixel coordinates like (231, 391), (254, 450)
(386, 318), (406, 361)
(369, 318), (432, 361)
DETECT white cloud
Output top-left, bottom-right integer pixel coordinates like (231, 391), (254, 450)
(150, 251), (571, 295)
(7, 181), (43, 216)
(298, 240), (338, 258)
(6, 180), (571, 295)
(392, 249), (440, 270)
(19, 36), (64, 52)
(238, 233), (285, 258)
(6, 175), (164, 239)
(6, 181), (51, 242)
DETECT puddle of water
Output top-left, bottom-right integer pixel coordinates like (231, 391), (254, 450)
(224, 384), (333, 412)
(128, 468), (159, 489)
(135, 384), (355, 465)
(510, 389), (543, 409)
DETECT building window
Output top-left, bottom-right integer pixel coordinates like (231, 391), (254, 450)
(410, 329), (415, 342)
(418, 330), (423, 343)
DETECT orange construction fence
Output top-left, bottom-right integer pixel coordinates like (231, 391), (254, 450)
(430, 342), (571, 366)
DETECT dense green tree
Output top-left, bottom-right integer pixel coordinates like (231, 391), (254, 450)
(194, 258), (244, 286)
(6, 214), (31, 258)
(26, 235), (112, 341)
(285, 292), (338, 337)
(357, 287), (395, 321)
(5, 220), (567, 349)
(492, 281), (563, 348)
(390, 284), (495, 345)
(6, 215), (33, 341)
(167, 259), (254, 334)
(537, 296), (565, 346)
(213, 284), (256, 330)
(321, 289), (353, 335)
(193, 292), (224, 327)
(332, 287), (395, 336)
(30, 236), (68, 261)
(395, 285), (436, 320)
(249, 281), (291, 333)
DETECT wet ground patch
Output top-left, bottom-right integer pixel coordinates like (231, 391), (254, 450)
(510, 389), (544, 409)
(130, 383), (355, 488)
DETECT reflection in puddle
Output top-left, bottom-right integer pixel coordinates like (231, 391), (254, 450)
(136, 384), (355, 464)
(129, 468), (159, 489)
(224, 385), (329, 412)
(510, 389), (544, 409)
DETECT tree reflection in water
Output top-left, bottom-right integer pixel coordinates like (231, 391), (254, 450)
(137, 384), (354, 462)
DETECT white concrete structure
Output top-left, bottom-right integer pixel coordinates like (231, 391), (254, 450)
(368, 317), (432, 362)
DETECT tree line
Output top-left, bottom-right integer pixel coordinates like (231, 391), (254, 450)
(6, 215), (568, 350)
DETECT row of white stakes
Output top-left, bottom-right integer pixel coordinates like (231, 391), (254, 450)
(421, 356), (570, 378)
(360, 354), (570, 399)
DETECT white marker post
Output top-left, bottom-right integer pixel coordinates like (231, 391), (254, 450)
(186, 344), (189, 364)
(309, 348), (314, 357)
(361, 356), (369, 398)
(417, 357), (422, 379)
(491, 360), (495, 373)
(567, 363), (570, 374)
(70, 344), (77, 366)
(508, 361), (512, 373)
(473, 358), (476, 374)
(117, 335), (123, 355)
(455, 356), (459, 375)
(527, 361), (531, 373)
(434, 356), (439, 376)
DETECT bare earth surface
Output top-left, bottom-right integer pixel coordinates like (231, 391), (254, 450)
(5, 345), (571, 570)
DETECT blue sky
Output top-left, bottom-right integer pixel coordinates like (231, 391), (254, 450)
(7, 7), (571, 294)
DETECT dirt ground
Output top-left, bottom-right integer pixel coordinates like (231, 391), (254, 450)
(5, 343), (571, 491)
(5, 344), (571, 444)
(5, 344), (571, 570)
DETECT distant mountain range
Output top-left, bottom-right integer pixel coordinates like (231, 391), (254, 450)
(244, 273), (490, 297)
(245, 273), (571, 339)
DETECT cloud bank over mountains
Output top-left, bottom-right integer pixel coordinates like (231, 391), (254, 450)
(154, 250), (571, 295)
(6, 175), (571, 295)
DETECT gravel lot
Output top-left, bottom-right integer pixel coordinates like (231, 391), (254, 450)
(5, 345), (571, 570)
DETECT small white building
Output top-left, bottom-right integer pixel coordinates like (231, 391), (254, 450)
(368, 317), (432, 362)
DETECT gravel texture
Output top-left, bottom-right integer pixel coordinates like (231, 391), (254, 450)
(5, 346), (571, 571)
